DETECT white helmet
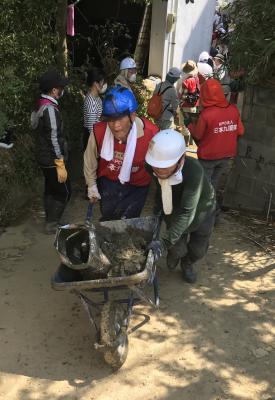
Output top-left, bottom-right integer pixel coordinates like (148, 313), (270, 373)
(120, 57), (136, 70)
(197, 62), (213, 78)
(145, 130), (186, 168)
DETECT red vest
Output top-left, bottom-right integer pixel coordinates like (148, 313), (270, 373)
(196, 104), (244, 160)
(94, 118), (159, 186)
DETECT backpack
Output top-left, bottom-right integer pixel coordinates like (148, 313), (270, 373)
(180, 77), (200, 108)
(147, 83), (172, 119)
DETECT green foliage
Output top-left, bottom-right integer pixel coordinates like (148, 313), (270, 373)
(227, 0), (275, 85)
(0, 0), (57, 128)
(80, 20), (130, 80)
(132, 77), (153, 120)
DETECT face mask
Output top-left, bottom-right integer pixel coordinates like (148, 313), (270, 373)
(99, 83), (108, 94)
(58, 89), (64, 99)
(128, 73), (137, 83)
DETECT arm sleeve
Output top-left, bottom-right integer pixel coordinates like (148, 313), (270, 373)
(162, 172), (204, 248)
(190, 114), (207, 141)
(153, 182), (163, 216)
(83, 132), (99, 187)
(84, 96), (99, 133)
(44, 106), (63, 159)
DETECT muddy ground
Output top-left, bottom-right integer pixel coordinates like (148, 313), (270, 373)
(0, 184), (274, 400)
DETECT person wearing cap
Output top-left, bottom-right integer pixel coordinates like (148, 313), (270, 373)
(213, 53), (231, 100)
(178, 60), (200, 145)
(84, 86), (159, 220)
(146, 130), (216, 283)
(114, 57), (137, 91)
(31, 69), (70, 234)
(189, 78), (244, 213)
(153, 67), (181, 130)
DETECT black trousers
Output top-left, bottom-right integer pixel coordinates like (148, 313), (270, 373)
(167, 210), (216, 264)
(42, 167), (71, 204)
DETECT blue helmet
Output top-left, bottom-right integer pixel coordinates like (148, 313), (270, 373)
(102, 86), (138, 120)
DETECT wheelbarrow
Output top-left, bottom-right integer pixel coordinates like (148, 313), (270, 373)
(51, 216), (160, 369)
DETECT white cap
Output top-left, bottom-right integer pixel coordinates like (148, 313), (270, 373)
(120, 57), (136, 70)
(145, 130), (186, 168)
(197, 62), (213, 78)
(198, 51), (210, 63)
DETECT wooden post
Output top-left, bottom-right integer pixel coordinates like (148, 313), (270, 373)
(56, 0), (68, 76)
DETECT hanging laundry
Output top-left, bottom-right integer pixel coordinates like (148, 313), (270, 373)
(67, 4), (75, 37)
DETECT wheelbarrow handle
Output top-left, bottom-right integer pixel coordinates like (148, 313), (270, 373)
(85, 202), (94, 225)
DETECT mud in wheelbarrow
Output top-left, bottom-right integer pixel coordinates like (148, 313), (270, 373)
(51, 216), (160, 369)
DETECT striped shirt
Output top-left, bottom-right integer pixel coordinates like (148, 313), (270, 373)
(83, 94), (102, 133)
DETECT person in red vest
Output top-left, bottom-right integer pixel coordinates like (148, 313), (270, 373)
(189, 78), (244, 208)
(84, 86), (159, 220)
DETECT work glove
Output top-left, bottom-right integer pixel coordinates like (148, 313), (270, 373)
(54, 159), (67, 183)
(147, 240), (165, 262)
(87, 184), (101, 203)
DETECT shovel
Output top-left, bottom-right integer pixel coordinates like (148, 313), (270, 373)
(84, 202), (111, 273)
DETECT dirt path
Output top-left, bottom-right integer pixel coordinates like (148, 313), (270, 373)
(0, 188), (274, 400)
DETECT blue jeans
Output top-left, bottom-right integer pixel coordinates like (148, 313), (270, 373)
(97, 177), (149, 221)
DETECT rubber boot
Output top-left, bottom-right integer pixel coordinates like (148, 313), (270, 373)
(44, 197), (66, 235)
(54, 200), (67, 226)
(44, 195), (57, 234)
(180, 256), (197, 283)
(166, 250), (180, 270)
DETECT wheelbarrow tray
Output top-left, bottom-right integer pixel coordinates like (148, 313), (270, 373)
(51, 216), (157, 291)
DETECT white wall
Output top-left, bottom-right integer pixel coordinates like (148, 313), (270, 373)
(173, 0), (216, 67)
(148, 0), (168, 77)
(148, 0), (216, 79)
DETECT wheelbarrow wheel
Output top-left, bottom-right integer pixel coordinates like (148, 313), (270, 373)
(100, 301), (129, 369)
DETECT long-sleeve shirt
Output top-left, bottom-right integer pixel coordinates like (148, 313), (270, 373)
(154, 80), (179, 121)
(190, 104), (244, 160)
(32, 95), (67, 167)
(153, 157), (215, 248)
(83, 94), (102, 133)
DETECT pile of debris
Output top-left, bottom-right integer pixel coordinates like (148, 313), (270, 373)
(97, 227), (150, 277)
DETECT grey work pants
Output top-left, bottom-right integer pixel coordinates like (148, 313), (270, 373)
(167, 210), (216, 265)
(199, 158), (231, 191)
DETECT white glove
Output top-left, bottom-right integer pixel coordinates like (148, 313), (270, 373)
(88, 184), (101, 200)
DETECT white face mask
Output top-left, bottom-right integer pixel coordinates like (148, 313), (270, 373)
(99, 83), (108, 94)
(128, 73), (137, 83)
(58, 89), (64, 99)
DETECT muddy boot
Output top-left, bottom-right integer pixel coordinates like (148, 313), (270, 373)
(44, 197), (66, 235)
(54, 200), (67, 226)
(45, 221), (57, 235)
(166, 250), (180, 270)
(44, 196), (57, 234)
(180, 257), (197, 283)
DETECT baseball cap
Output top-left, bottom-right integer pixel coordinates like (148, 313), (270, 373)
(167, 67), (181, 78)
(39, 70), (69, 93)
